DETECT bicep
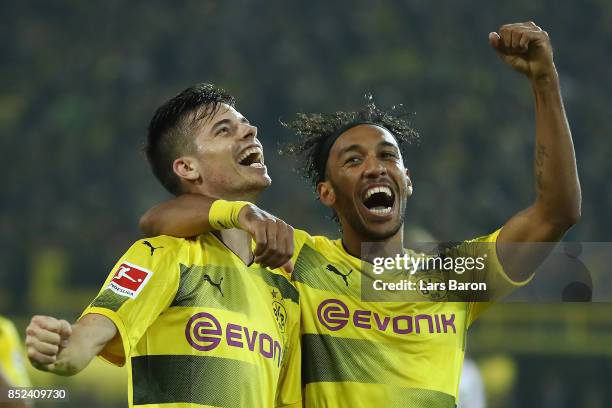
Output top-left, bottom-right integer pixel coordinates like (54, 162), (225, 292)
(499, 204), (567, 244)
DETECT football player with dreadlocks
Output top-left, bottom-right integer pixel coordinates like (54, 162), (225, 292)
(139, 22), (580, 407)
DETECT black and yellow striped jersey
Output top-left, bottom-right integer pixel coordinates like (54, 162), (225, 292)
(82, 233), (302, 408)
(293, 229), (531, 408)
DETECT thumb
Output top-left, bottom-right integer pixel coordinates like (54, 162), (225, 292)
(282, 260), (294, 275)
(488, 32), (501, 49)
(58, 320), (72, 347)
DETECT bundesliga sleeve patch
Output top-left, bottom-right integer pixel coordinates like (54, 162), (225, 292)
(108, 261), (153, 299)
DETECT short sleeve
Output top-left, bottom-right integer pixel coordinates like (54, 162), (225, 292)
(80, 236), (184, 365)
(442, 229), (534, 326)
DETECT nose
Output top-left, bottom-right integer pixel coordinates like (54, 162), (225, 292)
(240, 123), (257, 140)
(363, 155), (387, 178)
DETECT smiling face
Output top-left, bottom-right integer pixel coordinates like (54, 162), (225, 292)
(173, 103), (270, 199)
(317, 124), (412, 241)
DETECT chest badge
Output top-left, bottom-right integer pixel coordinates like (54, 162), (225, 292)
(272, 299), (287, 333)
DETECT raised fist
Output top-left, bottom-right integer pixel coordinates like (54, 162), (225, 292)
(489, 22), (556, 80)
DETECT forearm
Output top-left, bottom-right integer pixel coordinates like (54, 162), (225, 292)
(139, 194), (215, 237)
(531, 71), (581, 226)
(140, 196), (294, 269)
(48, 315), (116, 377)
(50, 336), (97, 376)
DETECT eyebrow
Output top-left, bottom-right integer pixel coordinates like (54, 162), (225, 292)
(336, 141), (399, 157)
(212, 118), (231, 132)
(212, 116), (250, 131)
(336, 144), (363, 157)
(379, 141), (399, 150)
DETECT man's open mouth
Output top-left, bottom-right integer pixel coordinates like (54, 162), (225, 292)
(362, 185), (395, 216)
(237, 146), (265, 168)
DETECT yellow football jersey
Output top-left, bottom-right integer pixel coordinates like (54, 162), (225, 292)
(292, 229), (531, 408)
(81, 233), (303, 408)
(0, 316), (31, 388)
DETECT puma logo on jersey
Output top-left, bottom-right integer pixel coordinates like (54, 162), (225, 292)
(203, 274), (224, 296)
(143, 240), (163, 256)
(326, 264), (352, 287)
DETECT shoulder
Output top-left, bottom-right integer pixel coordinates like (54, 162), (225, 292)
(292, 230), (336, 249)
(112, 235), (206, 283)
(463, 228), (502, 244)
(123, 235), (203, 258)
(293, 229), (312, 247)
(137, 235), (194, 250)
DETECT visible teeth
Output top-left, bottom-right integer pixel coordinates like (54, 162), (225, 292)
(249, 162), (264, 168)
(364, 186), (392, 200)
(237, 147), (262, 164)
(369, 206), (392, 215)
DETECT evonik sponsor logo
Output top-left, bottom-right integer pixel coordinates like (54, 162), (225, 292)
(185, 312), (283, 367)
(317, 298), (456, 334)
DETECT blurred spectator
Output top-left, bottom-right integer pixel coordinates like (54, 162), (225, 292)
(458, 358), (486, 408)
(0, 316), (32, 407)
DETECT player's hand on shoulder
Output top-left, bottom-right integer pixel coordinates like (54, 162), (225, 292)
(25, 315), (72, 372)
(238, 204), (295, 271)
(489, 21), (556, 81)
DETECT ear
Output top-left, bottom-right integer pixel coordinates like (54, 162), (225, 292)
(316, 181), (336, 208)
(406, 168), (413, 197)
(173, 156), (200, 182)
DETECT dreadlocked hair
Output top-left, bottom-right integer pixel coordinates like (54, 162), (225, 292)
(280, 95), (419, 187)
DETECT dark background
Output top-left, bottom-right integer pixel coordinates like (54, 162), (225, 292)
(1, 1), (610, 407)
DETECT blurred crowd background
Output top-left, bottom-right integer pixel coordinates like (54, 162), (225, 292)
(1, 1), (611, 407)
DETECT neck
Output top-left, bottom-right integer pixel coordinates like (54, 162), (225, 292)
(186, 186), (262, 265)
(215, 228), (254, 265)
(217, 190), (259, 202)
(341, 222), (404, 262)
(188, 183), (261, 203)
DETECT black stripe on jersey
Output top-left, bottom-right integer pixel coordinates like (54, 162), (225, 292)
(292, 244), (361, 297)
(302, 333), (388, 384)
(172, 264), (298, 310)
(302, 334), (455, 407)
(252, 267), (299, 305)
(172, 264), (248, 311)
(132, 354), (258, 406)
(90, 289), (129, 312)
